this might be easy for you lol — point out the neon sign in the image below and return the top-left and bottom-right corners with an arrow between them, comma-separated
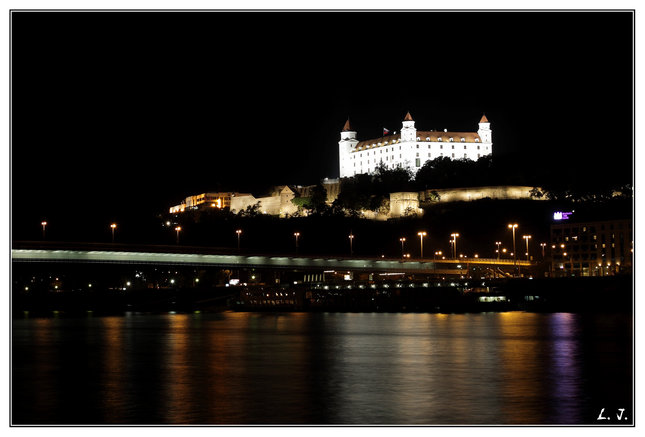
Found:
553,211 -> 573,220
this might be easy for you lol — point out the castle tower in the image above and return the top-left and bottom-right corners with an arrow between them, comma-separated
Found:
339,118 -> 359,178
400,111 -> 417,142
477,114 -> 492,144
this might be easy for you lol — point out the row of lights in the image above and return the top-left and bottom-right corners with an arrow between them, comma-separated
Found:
38,221 -> 539,260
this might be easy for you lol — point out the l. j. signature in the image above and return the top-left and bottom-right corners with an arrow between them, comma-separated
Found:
597,408 -> 628,421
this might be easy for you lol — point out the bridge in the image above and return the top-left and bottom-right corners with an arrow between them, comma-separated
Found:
12,241 -> 533,275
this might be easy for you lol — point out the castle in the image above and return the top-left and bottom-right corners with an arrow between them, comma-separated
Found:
338,112 -> 492,178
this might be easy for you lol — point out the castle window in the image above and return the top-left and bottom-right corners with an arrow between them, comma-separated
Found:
438,137 -> 442,142
415,158 -> 421,167
477,145 -> 480,150
451,153 -> 455,158
464,145 -> 467,150
428,153 -> 431,158
416,153 -> 419,157
416,137 -> 420,141
475,138 -> 479,143
451,145 -> 455,150
416,144 -> 419,149
440,145 -> 443,149
461,138 -> 465,142
426,137 -> 430,141
449,138 -> 454,142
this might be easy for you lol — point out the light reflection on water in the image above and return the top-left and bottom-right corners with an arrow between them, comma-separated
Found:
12,312 -> 632,425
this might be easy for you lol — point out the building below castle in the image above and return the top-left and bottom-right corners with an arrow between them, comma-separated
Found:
169,179 -> 341,217
338,112 -> 492,178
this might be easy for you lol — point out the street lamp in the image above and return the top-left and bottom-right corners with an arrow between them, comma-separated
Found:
507,224 -> 518,274
294,232 -> 300,254
450,233 -> 459,259
418,231 -> 427,258
236,229 -> 242,251
348,233 -> 354,256
110,223 -> 117,243
434,251 -> 442,260
523,235 -> 532,262
175,226 -> 181,244
495,241 -> 501,261
41,221 -> 47,239
540,242 -> 547,259
399,237 -> 406,258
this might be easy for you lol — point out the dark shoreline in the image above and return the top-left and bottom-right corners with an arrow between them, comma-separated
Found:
13,276 -> 632,318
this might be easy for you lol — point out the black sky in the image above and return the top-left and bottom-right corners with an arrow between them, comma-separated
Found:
11,11 -> 634,227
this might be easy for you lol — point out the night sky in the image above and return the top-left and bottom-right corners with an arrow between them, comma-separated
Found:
11,11 -> 634,233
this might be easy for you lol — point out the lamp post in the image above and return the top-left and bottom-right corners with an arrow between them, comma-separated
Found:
540,242 -> 546,259
294,232 -> 300,254
348,233 -> 354,256
417,231 -> 427,258
450,233 -> 459,259
507,224 -> 518,275
110,223 -> 117,243
523,235 -> 532,262
236,229 -> 242,251
399,237 -> 406,259
434,251 -> 442,261
495,241 -> 501,261
175,226 -> 182,244
41,221 -> 47,239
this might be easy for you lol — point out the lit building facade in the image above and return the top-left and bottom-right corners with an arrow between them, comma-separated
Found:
169,192 -> 232,213
550,218 -> 633,276
339,112 -> 492,178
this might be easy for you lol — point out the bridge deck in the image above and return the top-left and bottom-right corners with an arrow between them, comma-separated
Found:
12,242 -> 533,273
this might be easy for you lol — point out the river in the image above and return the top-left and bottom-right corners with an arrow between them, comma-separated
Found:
11,311 -> 632,425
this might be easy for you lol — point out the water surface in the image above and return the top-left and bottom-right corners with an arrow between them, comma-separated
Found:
12,312 -> 632,425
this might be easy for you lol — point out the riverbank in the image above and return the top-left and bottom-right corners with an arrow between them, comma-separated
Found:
12,275 -> 632,317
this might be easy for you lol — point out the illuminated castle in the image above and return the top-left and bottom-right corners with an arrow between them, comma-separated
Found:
338,112 -> 492,178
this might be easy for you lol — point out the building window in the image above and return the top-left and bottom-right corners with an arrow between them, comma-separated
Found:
438,137 -> 442,142
416,152 -> 419,157
464,145 -> 467,150
416,144 -> 419,149
475,139 -> 479,143
428,153 -> 431,158
426,137 -> 430,141
416,137 -> 420,141
440,145 -> 443,149
415,158 -> 421,167
451,145 -> 455,150
477,145 -> 480,150
451,153 -> 455,158
461,138 -> 465,142
449,138 -> 454,142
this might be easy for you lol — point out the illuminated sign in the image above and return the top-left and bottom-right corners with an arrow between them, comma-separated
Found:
553,211 -> 573,220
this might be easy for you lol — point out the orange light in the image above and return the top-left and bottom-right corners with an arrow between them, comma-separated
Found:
110,223 -> 117,229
